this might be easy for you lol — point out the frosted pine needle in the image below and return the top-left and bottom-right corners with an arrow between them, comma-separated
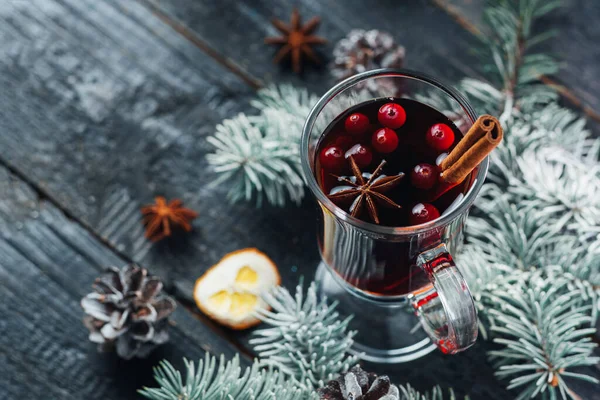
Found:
139,354 -> 317,400
251,281 -> 358,389
206,111 -> 305,207
485,271 -> 599,400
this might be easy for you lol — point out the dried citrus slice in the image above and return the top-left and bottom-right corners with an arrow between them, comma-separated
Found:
193,248 -> 280,330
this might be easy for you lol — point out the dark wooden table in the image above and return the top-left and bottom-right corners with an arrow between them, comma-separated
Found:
1,1 -> 599,399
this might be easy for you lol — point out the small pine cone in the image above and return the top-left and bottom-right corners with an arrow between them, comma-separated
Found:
318,365 -> 400,400
330,29 -> 405,95
81,264 -> 176,359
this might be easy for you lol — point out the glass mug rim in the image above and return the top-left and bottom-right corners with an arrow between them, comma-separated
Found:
301,68 -> 488,237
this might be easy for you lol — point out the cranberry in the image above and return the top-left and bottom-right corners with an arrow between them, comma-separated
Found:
320,145 -> 345,171
335,135 -> 354,151
371,127 -> 399,154
409,203 -> 441,225
378,103 -> 406,129
426,123 -> 455,151
410,163 -> 437,189
345,144 -> 372,168
345,113 -> 370,135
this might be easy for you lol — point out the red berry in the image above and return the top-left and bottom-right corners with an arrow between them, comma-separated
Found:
426,123 -> 455,151
345,113 -> 370,135
345,144 -> 372,168
410,163 -> 437,189
320,145 -> 345,171
378,103 -> 406,129
372,128 -> 399,153
409,203 -> 441,225
335,135 -> 354,151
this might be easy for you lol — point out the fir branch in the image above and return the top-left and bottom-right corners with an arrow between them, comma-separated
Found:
485,103 -> 598,189
251,84 -> 319,122
206,84 -> 370,207
457,244 -> 514,339
206,110 -> 305,207
477,0 -> 561,118
206,85 -> 316,207
467,194 -> 559,270
453,2 -> 600,390
541,240 -> 600,324
250,281 -> 359,389
139,354 -> 317,400
527,103 -> 598,163
484,270 -> 599,400
508,148 -> 600,233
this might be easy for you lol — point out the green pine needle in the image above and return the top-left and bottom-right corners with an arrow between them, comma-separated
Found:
484,270 -> 599,400
250,280 -> 359,389
138,354 -> 317,400
206,84 -> 371,207
206,109 -> 306,207
206,85 -> 318,207
436,1 -> 600,397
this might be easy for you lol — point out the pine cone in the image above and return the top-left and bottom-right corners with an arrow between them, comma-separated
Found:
318,366 -> 400,400
330,29 -> 405,95
81,264 -> 176,359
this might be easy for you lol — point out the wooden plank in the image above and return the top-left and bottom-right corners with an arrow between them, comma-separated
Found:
0,0 -> 490,303
142,0 -> 485,94
0,0 -> 319,370
434,0 -> 600,129
0,166 -> 243,399
0,0 -> 319,304
0,0 -> 598,397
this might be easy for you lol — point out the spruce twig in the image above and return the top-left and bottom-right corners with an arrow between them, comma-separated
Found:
447,0 -> 600,398
206,85 -> 317,207
139,354 -> 317,400
251,281 -> 359,389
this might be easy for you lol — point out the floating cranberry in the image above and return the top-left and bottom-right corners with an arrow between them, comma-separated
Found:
335,135 -> 354,151
409,203 -> 440,225
345,113 -> 370,135
410,163 -> 437,189
372,127 -> 399,153
378,103 -> 406,129
320,145 -> 345,171
345,144 -> 372,168
426,123 -> 455,151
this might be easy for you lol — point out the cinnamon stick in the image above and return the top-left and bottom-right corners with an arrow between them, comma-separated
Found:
440,115 -> 503,184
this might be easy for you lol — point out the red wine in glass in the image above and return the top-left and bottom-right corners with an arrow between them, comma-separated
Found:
314,98 -> 473,296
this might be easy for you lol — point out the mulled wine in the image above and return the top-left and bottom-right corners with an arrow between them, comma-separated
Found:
315,98 -> 473,296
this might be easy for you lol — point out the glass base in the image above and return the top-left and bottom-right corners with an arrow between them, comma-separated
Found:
315,262 -> 436,364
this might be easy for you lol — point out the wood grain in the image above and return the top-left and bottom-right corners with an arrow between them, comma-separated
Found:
0,0 -> 319,312
142,0 -> 485,94
435,0 -> 600,130
0,0 -> 599,397
0,0 -> 318,373
0,165 -> 244,399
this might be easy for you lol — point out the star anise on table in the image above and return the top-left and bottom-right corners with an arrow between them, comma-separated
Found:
141,197 -> 198,242
328,158 -> 404,224
264,8 -> 327,73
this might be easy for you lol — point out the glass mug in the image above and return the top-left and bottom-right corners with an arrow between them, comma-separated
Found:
301,69 -> 487,363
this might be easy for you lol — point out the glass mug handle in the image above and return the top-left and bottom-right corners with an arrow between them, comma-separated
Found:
411,243 -> 478,354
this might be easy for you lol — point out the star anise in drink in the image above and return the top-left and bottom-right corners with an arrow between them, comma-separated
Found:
327,158 -> 404,224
